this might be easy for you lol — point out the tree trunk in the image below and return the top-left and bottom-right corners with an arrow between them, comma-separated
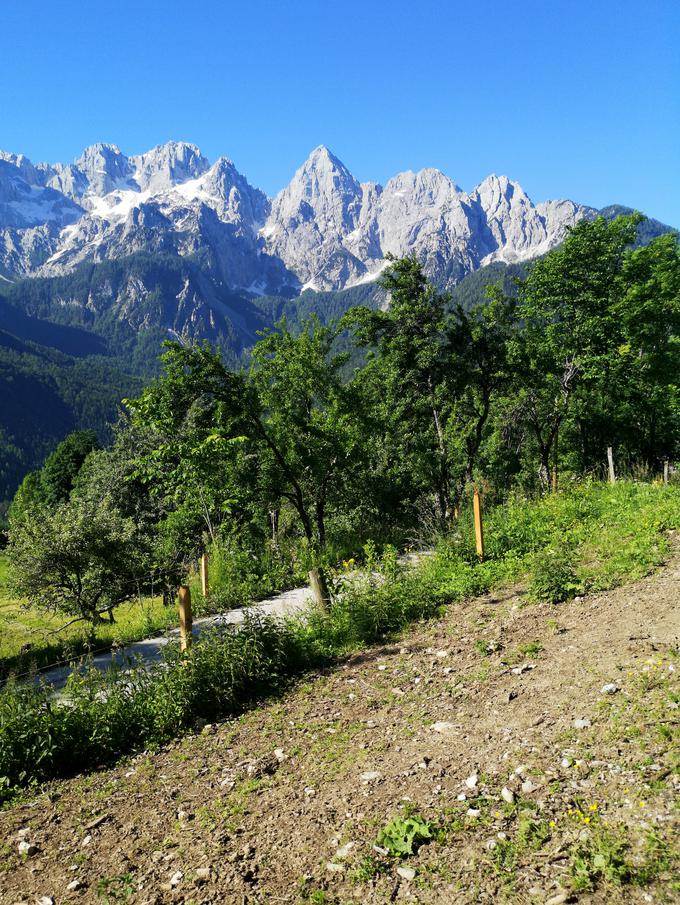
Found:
269,508 -> 279,550
538,446 -> 550,489
315,501 -> 326,551
308,567 -> 331,609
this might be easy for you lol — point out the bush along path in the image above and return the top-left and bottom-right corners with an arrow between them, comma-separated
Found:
23,584 -> 318,693
1,528 -> 679,904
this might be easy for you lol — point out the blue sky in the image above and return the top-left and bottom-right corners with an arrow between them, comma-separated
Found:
2,0 -> 679,224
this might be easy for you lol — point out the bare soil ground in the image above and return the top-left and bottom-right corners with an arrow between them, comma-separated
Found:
2,547 -> 679,905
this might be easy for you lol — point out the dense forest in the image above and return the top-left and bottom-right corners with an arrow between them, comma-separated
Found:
5,213 -> 680,620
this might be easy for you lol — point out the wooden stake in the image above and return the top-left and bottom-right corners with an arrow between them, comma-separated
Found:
178,585 -> 192,652
473,487 -> 484,561
607,446 -> 616,484
200,553 -> 209,598
551,465 -> 558,494
663,459 -> 669,485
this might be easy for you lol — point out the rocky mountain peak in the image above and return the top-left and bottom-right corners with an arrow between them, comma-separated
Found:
74,143 -> 134,196
130,141 -> 210,193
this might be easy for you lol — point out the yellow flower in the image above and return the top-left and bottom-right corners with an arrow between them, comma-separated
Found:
549,820 -> 556,828
589,803 -> 598,811
583,816 -> 591,824
639,801 -> 646,808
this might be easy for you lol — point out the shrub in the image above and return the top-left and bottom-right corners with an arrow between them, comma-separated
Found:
528,547 -> 580,603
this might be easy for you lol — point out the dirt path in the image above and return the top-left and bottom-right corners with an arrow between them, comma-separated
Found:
2,551 -> 679,905
34,554 -> 429,691
35,586 -> 315,691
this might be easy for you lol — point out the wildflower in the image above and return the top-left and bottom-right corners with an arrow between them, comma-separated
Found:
589,803 -> 598,811
583,816 -> 591,824
549,820 -> 556,828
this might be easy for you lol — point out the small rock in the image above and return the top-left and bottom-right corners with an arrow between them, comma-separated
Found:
335,841 -> 355,859
81,835 -> 92,847
396,866 -> 416,881
194,867 -> 211,884
456,793 -> 467,801
18,841 -> 38,856
601,683 -> 619,695
273,748 -> 285,761
573,718 -> 591,729
360,771 -> 381,783
304,787 -> 316,797
521,780 -> 535,794
37,898 -> 54,905
435,650 -> 448,659
431,721 -> 456,734
485,839 -> 497,851
16,828 -> 31,840
169,871 -> 183,887
464,773 -> 478,789
467,808 -> 480,817
545,893 -> 568,905
66,880 -> 82,891
326,862 -> 345,873
501,787 -> 515,804
377,664 -> 387,671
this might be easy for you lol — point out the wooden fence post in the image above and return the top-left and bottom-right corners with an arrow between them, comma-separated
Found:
473,487 -> 484,562
200,553 -> 209,598
551,465 -> 558,494
607,447 -> 616,484
179,585 -> 193,652
663,459 -> 669,485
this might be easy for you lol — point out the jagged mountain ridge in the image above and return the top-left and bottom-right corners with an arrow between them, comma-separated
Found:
0,141 -> 597,291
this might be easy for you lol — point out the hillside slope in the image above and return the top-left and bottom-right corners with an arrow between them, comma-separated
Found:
2,544 -> 678,904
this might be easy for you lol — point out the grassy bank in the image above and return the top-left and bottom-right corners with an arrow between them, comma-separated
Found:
1,480 -> 678,802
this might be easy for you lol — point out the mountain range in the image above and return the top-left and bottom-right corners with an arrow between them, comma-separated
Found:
1,140 -> 603,293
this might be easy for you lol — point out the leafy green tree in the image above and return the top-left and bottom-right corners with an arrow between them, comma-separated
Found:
509,215 -> 640,485
38,429 -> 100,507
344,255 -> 454,522
345,255 -> 514,522
610,232 -> 680,464
124,328 -> 361,606
8,496 -> 142,626
251,318 -> 361,548
445,290 -> 516,497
